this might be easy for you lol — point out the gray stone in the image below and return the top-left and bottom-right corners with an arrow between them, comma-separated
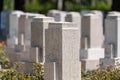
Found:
47,10 -> 60,17
9,11 -> 24,38
100,12 -> 120,68
18,13 -> 44,46
29,47 -> 39,63
105,12 -> 120,58
65,12 -> 81,51
80,10 -> 91,16
81,59 -> 99,70
81,13 -> 104,48
47,10 -> 67,22
80,13 -> 104,70
8,11 -> 24,47
44,62 -> 57,80
45,22 -> 81,80
31,17 -> 54,62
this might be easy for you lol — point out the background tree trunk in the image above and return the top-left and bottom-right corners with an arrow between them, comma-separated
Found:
111,0 -> 120,11
14,0 -> 25,11
0,0 -> 3,11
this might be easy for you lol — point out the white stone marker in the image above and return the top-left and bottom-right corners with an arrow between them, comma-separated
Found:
47,10 -> 67,22
47,10 -> 60,17
80,13 -> 104,70
18,13 -> 44,46
31,16 -> 54,62
9,11 -> 24,38
100,12 -> 120,67
65,12 -> 81,50
54,11 -> 67,22
44,22 -> 81,80
8,11 -> 24,48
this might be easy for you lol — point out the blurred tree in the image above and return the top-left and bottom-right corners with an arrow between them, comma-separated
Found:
111,0 -> 120,11
14,0 -> 25,11
3,0 -> 14,10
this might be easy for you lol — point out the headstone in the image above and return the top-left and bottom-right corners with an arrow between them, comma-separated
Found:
54,11 -> 67,22
100,12 -> 120,67
80,10 -> 91,16
91,10 -> 105,34
18,13 -> 44,47
47,10 -> 60,17
9,11 -> 24,38
80,13 -> 104,70
8,11 -> 24,48
45,22 -> 81,80
65,12 -> 81,27
47,10 -> 67,22
81,13 -> 104,48
18,15 -> 26,34
65,12 -> 81,50
31,16 -> 54,62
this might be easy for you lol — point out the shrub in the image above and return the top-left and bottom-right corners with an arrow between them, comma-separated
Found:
0,63 -> 44,80
82,66 -> 120,80
0,43 -> 9,68
25,1 -> 55,14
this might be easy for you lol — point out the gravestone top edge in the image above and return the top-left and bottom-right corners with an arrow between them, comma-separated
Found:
48,22 -> 78,30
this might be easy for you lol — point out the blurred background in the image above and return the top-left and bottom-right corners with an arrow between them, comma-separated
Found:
0,0 -> 113,14
0,0 -> 120,41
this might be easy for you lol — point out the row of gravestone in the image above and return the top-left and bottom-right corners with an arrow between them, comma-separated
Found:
1,10 -> 120,80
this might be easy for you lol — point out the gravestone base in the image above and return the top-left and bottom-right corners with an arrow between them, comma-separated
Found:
80,48 -> 105,59
81,59 -> 100,70
29,47 -> 39,63
100,58 -> 120,69
15,45 -> 26,52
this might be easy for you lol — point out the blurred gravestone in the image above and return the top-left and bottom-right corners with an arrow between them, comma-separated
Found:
1,11 -> 11,37
100,12 -> 120,68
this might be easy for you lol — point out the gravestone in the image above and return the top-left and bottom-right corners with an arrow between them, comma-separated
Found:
47,10 -> 60,17
65,12 -> 81,50
80,10 -> 91,16
80,13 -> 104,70
65,12 -> 81,27
9,11 -> 24,38
21,13 -> 44,46
47,10 -> 67,22
100,12 -> 120,67
31,16 -> 54,62
18,13 -> 45,34
44,22 -> 81,80
8,11 -> 24,48
54,11 -> 67,22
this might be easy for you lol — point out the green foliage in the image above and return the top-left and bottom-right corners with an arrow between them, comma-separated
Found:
25,1 -> 55,14
3,0 -> 14,10
67,0 -> 112,11
0,44 -> 9,68
0,63 -> 44,80
89,1 -> 112,11
82,66 -> 120,80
